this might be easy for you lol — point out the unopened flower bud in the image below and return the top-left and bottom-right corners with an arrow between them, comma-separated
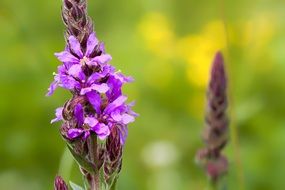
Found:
104,127 -> 123,183
196,51 -> 229,183
54,176 -> 68,190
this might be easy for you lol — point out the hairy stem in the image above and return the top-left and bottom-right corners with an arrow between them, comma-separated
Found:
206,181 -> 218,190
110,178 -> 118,190
90,174 -> 100,190
87,134 -> 100,190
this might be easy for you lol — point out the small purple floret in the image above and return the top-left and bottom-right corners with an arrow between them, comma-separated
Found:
51,107 -> 63,123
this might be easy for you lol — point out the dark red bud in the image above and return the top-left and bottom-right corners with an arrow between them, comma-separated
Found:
64,0 -> 73,9
54,176 -> 68,190
206,155 -> 228,182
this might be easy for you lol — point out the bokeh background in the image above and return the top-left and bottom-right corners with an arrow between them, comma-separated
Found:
1,0 -> 285,189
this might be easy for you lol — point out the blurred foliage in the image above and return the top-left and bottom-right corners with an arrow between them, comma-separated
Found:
1,0 -> 285,189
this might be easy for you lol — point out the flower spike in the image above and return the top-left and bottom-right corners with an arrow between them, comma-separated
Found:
48,1 -> 137,189
196,52 -> 229,183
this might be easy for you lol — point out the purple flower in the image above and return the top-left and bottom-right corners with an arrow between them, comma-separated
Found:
64,94 -> 136,144
51,107 -> 63,123
66,103 -> 110,140
46,32 -> 112,96
85,117 -> 110,140
49,1 -> 137,188
88,94 -> 136,144
55,33 -> 111,67
48,32 -> 137,144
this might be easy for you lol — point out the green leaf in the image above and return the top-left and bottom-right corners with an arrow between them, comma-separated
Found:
69,181 -> 84,190
58,147 -> 74,180
67,144 -> 95,173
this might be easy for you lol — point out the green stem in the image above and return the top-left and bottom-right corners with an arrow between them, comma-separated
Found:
208,180 -> 219,190
87,134 -> 100,190
110,179 -> 118,190
91,174 -> 100,190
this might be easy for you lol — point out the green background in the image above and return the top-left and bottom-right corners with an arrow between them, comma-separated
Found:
1,0 -> 285,189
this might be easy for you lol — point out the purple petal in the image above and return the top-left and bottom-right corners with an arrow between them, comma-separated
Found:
91,123 -> 110,140
99,42 -> 106,53
87,65 -> 115,84
106,75 -> 123,101
85,32 -> 99,56
104,95 -> 127,114
115,73 -> 134,83
67,128 -> 84,139
63,62 -> 75,70
91,83 -> 109,93
57,65 -> 67,74
84,117 -> 98,127
51,107 -> 63,123
59,75 -> 81,90
68,36 -> 83,57
83,131 -> 90,139
110,111 -> 135,125
102,64 -> 115,73
55,51 -> 79,63
126,102 -> 139,117
80,83 -> 109,95
89,54 -> 112,65
128,101 -> 136,107
87,73 -> 103,84
86,59 -> 98,67
46,81 -> 58,96
122,114 -> 135,124
118,125 -> 128,145
129,110 -> 139,117
86,92 -> 101,114
68,64 -> 86,81
80,88 -> 93,95
111,110 -> 122,122
74,104 -> 84,126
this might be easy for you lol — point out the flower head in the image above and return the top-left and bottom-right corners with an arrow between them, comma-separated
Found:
47,33 -> 112,96
48,32 -> 137,144
196,51 -> 229,183
48,1 -> 137,188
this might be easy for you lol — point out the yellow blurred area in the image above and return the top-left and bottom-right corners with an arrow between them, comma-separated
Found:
230,13 -> 276,50
138,14 -> 226,88
138,13 -> 175,89
138,12 -> 277,87
178,20 -> 227,88
230,12 -> 277,72
138,13 -> 175,59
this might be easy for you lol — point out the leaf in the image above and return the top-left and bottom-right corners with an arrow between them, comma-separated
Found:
67,144 -> 95,173
70,181 -> 84,190
58,147 -> 74,180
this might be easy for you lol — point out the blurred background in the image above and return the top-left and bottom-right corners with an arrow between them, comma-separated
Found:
1,0 -> 285,189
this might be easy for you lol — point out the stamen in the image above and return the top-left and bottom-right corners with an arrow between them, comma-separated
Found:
80,56 -> 89,65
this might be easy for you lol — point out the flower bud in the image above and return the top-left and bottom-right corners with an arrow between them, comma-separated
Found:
104,127 -> 123,183
54,176 -> 68,190
196,51 -> 229,183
